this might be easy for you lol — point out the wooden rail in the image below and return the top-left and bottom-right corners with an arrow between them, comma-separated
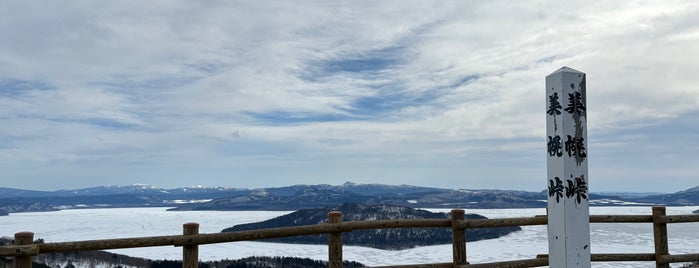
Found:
1,206 -> 698,268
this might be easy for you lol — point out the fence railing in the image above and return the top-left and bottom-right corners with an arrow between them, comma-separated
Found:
1,206 -> 698,268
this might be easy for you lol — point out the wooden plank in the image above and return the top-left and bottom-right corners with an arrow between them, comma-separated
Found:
591,253 -> 656,262
589,215 -> 652,223
462,217 -> 547,228
27,220 -> 449,254
460,257 -> 548,267
657,253 -> 699,263
539,253 -> 656,262
661,214 -> 699,223
0,245 -> 38,257
342,219 -> 451,230
367,263 -> 452,268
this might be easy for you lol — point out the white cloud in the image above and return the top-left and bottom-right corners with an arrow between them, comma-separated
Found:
1,1 -> 698,191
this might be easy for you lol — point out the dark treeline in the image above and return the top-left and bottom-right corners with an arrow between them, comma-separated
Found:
1,237 -> 364,268
223,202 -> 521,250
156,257 -> 364,268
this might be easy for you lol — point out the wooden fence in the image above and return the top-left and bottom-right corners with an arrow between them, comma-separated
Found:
1,206 -> 698,268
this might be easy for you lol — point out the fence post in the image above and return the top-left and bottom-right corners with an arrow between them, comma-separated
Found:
13,232 -> 33,268
652,207 -> 669,268
328,211 -> 343,268
182,222 -> 199,268
451,209 -> 467,266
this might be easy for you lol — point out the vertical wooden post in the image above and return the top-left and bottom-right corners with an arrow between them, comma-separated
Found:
328,211 -> 343,268
182,222 -> 199,268
13,232 -> 33,268
546,67 -> 591,268
652,206 -> 669,268
451,209 -> 467,266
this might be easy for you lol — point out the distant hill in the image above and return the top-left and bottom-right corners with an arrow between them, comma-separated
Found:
2,182 -> 697,213
222,202 -> 521,250
262,182 -> 446,196
171,184 -> 639,211
170,183 -> 552,211
635,186 -> 699,206
0,185 -> 249,199
0,185 -> 249,213
0,201 -> 57,214
0,188 -> 54,198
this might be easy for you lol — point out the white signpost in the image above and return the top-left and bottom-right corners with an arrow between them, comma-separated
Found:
546,67 -> 591,267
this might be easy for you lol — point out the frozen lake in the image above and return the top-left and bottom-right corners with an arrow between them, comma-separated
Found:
2,206 -> 698,267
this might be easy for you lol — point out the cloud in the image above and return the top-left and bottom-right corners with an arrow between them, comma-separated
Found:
1,1 -> 698,191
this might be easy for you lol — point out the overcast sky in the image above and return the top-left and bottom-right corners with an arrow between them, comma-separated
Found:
1,1 -> 698,192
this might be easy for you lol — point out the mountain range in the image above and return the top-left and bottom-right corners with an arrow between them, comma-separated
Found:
1,182 -> 698,214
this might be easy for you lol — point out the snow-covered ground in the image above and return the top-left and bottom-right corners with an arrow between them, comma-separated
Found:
2,206 -> 698,267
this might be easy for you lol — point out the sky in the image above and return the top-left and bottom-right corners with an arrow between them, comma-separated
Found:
1,1 -> 698,193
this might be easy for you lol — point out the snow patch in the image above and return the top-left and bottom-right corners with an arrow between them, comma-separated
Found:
163,199 -> 213,204
590,199 -> 655,206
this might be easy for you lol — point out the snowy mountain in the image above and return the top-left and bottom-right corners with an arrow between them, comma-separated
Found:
635,186 -> 699,206
0,184 -> 246,197
0,185 -> 249,213
2,182 -> 697,214
171,184 -> 641,211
